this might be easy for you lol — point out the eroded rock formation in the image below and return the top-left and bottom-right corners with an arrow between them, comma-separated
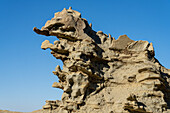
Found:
33,7 -> 170,113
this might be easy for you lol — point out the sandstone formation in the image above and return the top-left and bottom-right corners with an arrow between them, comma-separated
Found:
33,7 -> 170,113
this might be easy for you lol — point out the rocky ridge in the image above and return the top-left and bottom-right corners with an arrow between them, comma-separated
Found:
32,7 -> 170,113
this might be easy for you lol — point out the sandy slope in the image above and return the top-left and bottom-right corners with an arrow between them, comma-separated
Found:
0,110 -> 42,113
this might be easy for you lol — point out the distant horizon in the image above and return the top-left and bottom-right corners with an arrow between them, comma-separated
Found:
0,0 -> 170,112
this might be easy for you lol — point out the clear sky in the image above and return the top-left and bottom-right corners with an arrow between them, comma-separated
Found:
0,0 -> 170,112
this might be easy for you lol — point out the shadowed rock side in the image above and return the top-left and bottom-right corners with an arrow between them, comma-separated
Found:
33,7 -> 170,113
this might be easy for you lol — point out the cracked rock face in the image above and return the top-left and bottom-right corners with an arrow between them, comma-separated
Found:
33,7 -> 170,113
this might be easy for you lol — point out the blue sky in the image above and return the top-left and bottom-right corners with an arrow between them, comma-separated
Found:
0,0 -> 170,112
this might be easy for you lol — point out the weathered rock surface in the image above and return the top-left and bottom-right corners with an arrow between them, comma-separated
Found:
32,7 -> 170,113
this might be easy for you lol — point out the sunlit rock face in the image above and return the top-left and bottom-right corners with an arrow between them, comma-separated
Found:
34,7 -> 170,113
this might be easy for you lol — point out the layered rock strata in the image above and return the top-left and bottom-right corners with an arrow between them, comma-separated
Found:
33,7 -> 170,113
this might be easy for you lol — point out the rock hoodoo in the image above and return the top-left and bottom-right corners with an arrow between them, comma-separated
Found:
33,7 -> 170,113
